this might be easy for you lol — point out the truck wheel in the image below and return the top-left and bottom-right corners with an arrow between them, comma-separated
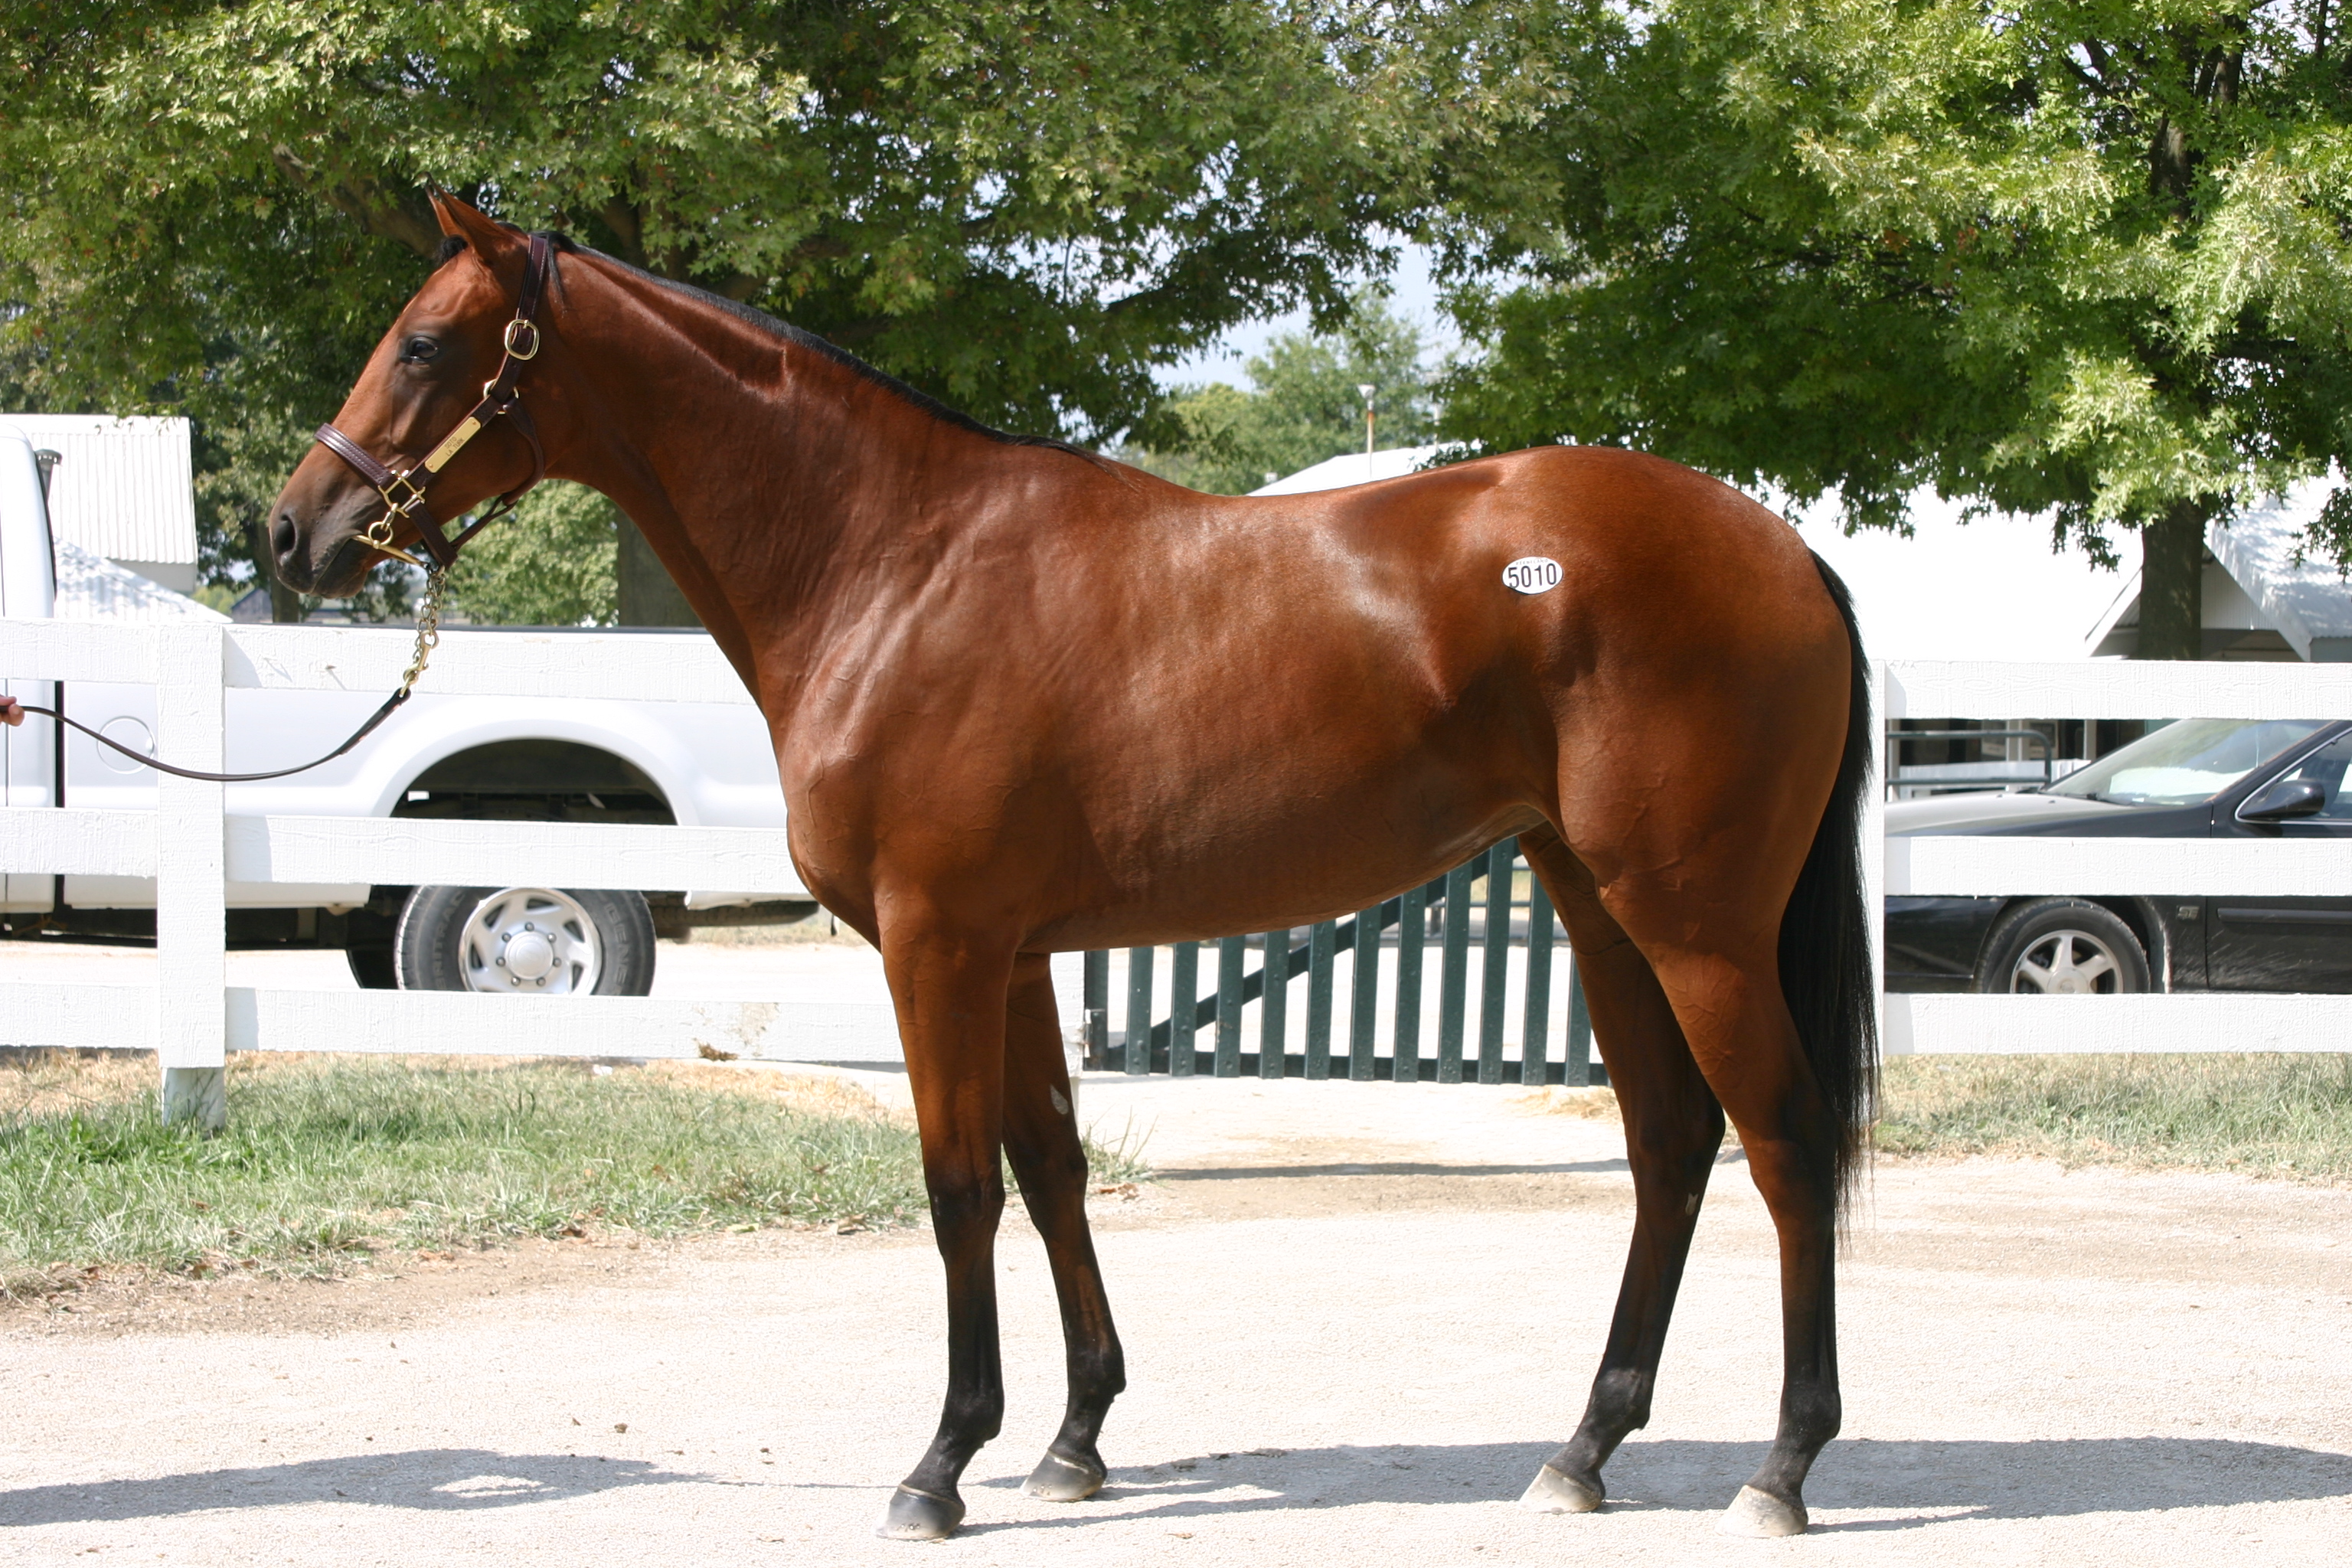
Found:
395,886 -> 658,996
1976,899 -> 2150,995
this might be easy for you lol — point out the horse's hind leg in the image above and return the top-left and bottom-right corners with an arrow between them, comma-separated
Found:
1517,828 -> 1728,1516
1589,884 -> 1846,1537
999,952 -> 1127,1501
876,929 -> 1016,1541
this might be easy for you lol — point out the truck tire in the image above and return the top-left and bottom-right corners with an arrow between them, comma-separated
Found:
1975,898 -> 2150,995
395,885 -> 658,996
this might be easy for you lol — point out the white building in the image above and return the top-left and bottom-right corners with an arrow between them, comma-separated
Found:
0,414 -> 201,595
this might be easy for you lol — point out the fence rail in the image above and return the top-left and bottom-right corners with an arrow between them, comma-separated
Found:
1877,658 -> 2352,1057
6,616 -> 2349,1119
0,617 -> 902,1124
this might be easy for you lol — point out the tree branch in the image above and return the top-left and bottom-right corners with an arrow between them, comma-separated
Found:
270,147 -> 441,257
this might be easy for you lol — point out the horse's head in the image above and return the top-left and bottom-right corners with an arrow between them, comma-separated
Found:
270,194 -> 560,596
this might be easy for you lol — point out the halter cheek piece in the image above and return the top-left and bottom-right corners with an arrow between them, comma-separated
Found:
312,231 -> 556,570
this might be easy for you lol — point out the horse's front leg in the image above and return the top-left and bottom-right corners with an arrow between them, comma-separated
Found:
1000,952 -> 1125,1501
876,926 -> 1017,1541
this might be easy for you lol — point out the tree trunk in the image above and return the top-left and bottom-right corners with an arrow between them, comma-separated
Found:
616,512 -> 701,627
2137,498 -> 2210,661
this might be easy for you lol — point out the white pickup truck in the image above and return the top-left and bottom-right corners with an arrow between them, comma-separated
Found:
1,423 -> 812,994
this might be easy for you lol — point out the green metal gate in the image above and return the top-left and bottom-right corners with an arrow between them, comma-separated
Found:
1079,836 -> 1606,1085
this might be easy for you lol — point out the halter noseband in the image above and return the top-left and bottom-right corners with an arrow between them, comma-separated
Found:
312,230 -> 555,570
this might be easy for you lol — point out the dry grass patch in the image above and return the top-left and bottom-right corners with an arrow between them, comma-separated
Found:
1517,1086 -> 1620,1120
1876,1053 -> 2352,1182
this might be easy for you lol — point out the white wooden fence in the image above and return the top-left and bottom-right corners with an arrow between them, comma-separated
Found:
1875,658 -> 2352,1056
0,616 -> 903,1124
4,618 -> 2347,1125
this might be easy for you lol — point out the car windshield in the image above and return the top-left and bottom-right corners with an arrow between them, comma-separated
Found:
2043,718 -> 2329,806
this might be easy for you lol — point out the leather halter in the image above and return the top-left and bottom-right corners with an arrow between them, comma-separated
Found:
312,230 -> 555,570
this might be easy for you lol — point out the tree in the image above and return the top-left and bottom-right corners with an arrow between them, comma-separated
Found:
1130,293 -> 1439,492
1432,0 -> 2352,659
0,1 -> 1423,619
445,482 -> 620,628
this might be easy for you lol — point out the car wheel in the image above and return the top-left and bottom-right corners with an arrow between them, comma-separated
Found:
395,885 -> 658,996
1975,899 -> 2150,995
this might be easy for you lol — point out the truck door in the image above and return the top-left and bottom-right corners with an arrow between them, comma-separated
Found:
2,432 -> 59,912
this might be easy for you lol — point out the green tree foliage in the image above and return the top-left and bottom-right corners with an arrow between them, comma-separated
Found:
1131,294 -> 1438,492
446,482 -> 620,628
1433,0 -> 2352,658
0,2 -> 1423,614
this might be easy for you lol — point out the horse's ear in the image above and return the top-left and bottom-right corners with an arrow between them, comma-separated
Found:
428,190 -> 523,268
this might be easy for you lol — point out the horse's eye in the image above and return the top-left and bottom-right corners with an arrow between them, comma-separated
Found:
401,335 -> 439,363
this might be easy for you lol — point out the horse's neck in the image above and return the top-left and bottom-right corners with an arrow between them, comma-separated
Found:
559,293 -> 1009,702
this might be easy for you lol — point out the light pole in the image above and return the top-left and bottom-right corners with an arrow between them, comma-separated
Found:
1357,383 -> 1377,474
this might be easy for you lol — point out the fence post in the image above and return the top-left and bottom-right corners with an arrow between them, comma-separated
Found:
1123,946 -> 1155,1074
1393,885 -> 1426,1083
1867,659 -> 1893,1057
1566,959 -> 1599,1086
1259,929 -> 1291,1077
1437,860 -> 1474,1083
1348,903 -> 1382,1080
155,623 -> 227,1130
1082,949 -> 1109,1070
1304,920 -> 1337,1079
1168,941 -> 1199,1076
1478,840 -> 1513,1084
1215,935 -> 1246,1077
1521,872 -> 1555,1086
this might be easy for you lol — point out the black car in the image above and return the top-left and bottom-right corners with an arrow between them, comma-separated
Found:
1886,717 -> 2352,995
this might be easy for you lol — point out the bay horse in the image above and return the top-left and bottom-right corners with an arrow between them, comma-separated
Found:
270,194 -> 1876,1541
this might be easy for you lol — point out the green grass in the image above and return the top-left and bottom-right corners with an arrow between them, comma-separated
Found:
0,1053 -> 1151,1290
1877,1053 -> 2352,1181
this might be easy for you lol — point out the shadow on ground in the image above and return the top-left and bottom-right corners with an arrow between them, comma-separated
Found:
956,1436 -> 2352,1534
1156,1160 -> 1629,1180
0,1448 -> 700,1526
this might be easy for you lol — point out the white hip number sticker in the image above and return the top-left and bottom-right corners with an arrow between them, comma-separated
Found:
1501,556 -> 1562,595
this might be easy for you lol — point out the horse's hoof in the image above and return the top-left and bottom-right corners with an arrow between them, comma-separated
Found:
1718,1484 -> 1808,1538
1023,1450 -> 1106,1502
1520,1462 -> 1604,1514
877,1485 -> 965,1540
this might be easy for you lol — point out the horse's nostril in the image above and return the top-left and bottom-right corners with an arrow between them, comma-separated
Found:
272,514 -> 297,560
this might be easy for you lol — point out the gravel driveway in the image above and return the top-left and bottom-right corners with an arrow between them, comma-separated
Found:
2,1073 -> 2347,1566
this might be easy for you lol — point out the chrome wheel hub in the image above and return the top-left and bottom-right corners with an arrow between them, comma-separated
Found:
459,887 -> 602,995
2011,930 -> 2120,995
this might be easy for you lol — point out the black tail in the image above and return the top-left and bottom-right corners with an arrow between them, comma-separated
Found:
1777,552 -> 1878,1213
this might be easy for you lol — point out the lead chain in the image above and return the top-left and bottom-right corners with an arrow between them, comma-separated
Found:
399,567 -> 449,698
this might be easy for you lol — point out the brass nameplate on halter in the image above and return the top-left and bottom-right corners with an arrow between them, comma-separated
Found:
422,416 -> 484,474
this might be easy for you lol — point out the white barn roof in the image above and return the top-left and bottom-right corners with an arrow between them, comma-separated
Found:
1788,495 -> 2129,664
51,540 -> 226,623
0,414 -> 198,567
1250,445 -> 1444,495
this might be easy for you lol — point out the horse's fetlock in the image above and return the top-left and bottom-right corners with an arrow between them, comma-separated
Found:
1780,1386 -> 1842,1450
1586,1367 -> 1651,1432
1070,1350 -> 1125,1400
